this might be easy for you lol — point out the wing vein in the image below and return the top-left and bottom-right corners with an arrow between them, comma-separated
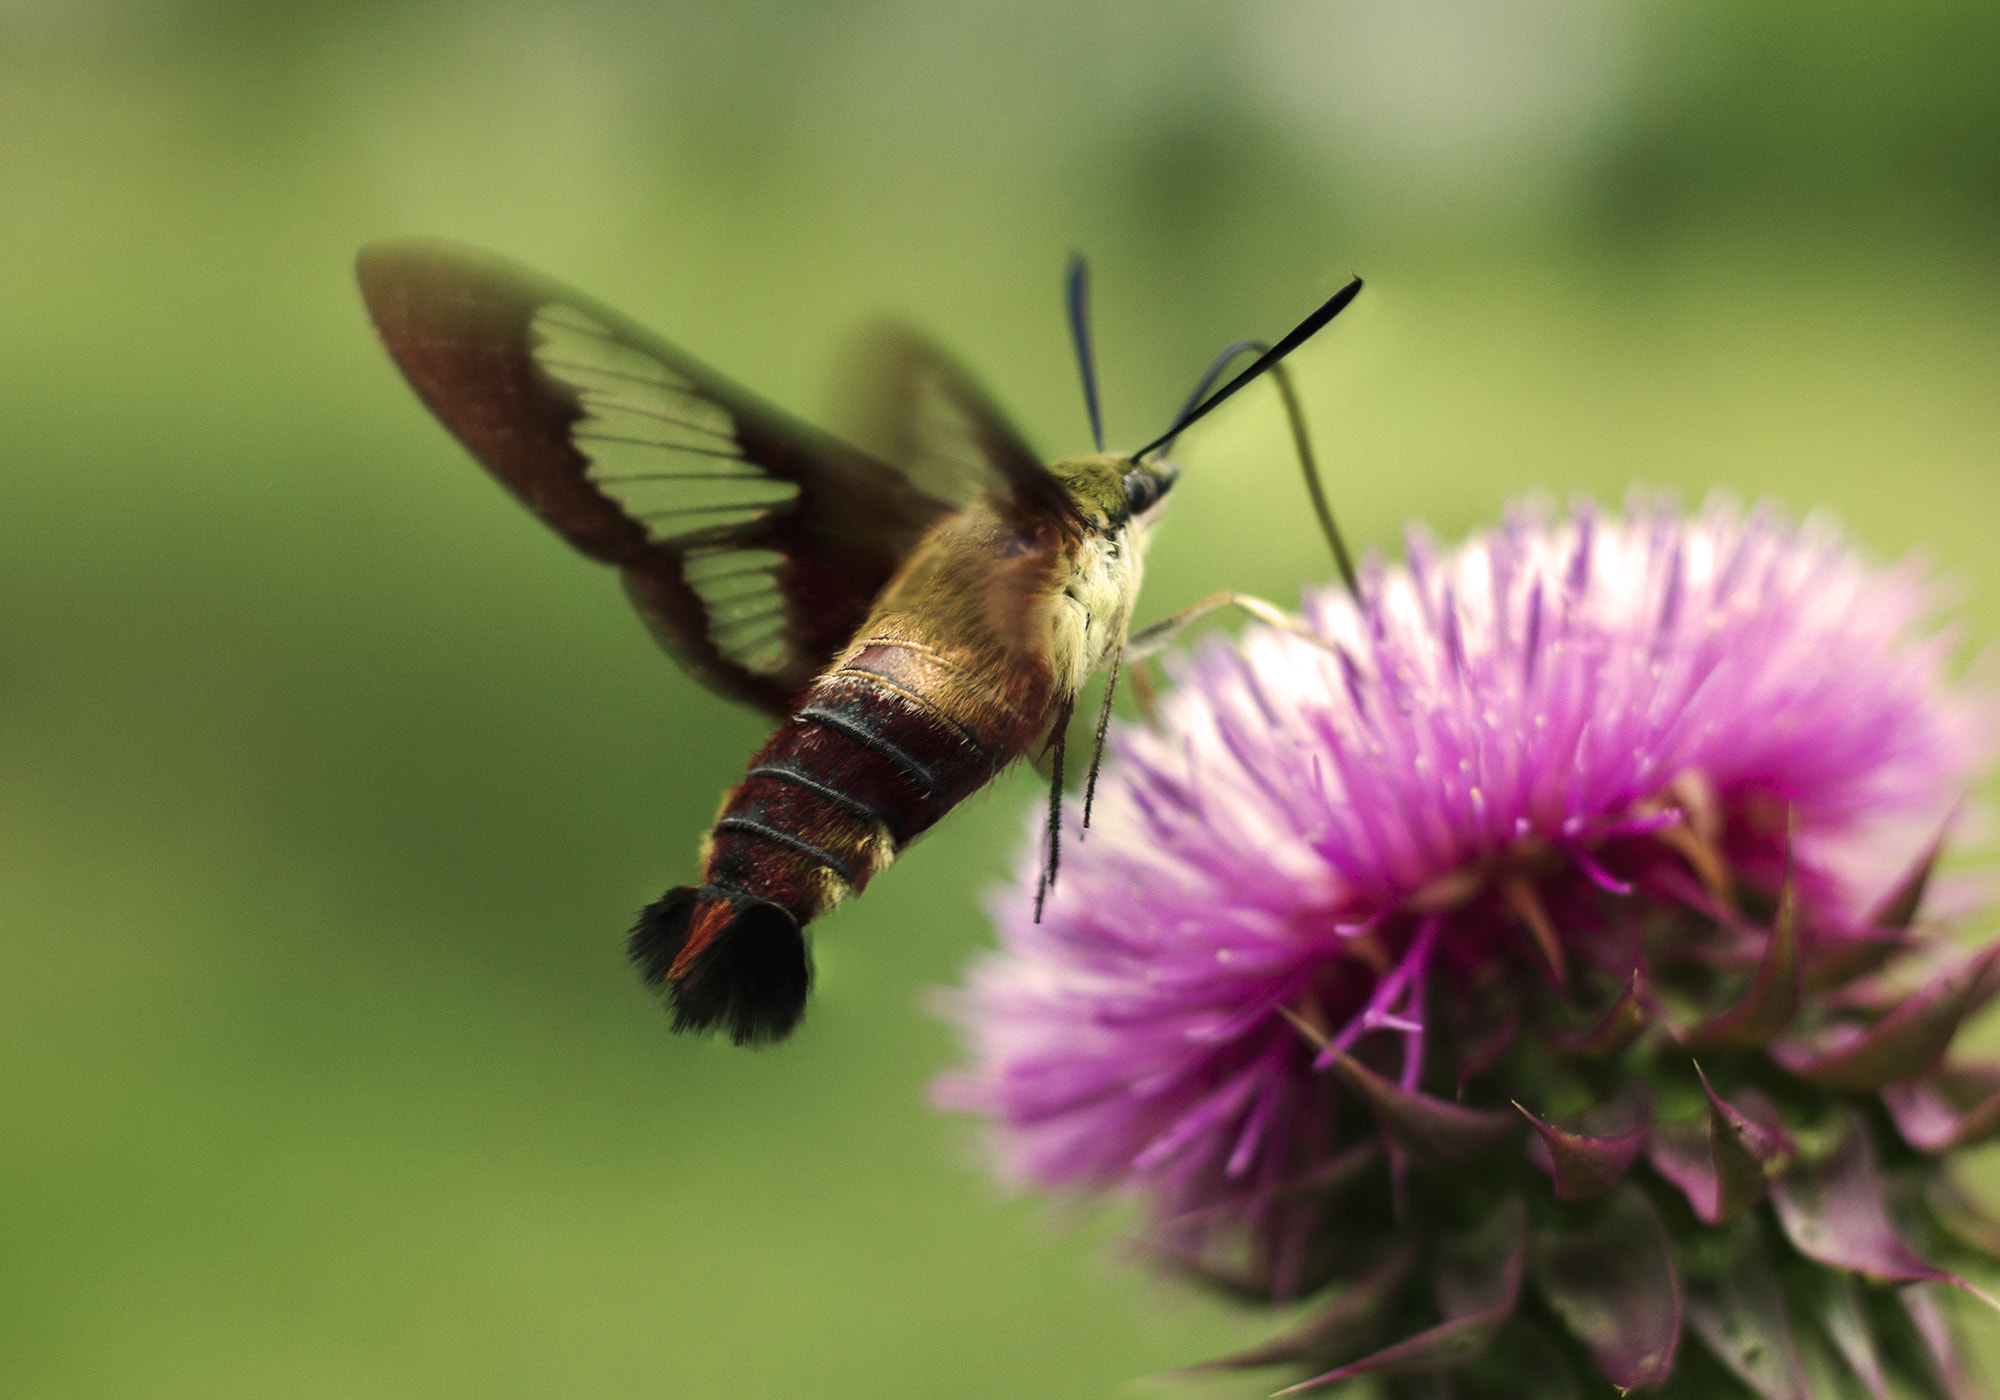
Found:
637,502 -> 787,520
587,470 -> 769,484
712,608 -> 791,634
572,433 -> 750,462
684,562 -> 779,584
536,357 -> 695,393
721,624 -> 793,654
574,395 -> 739,443
698,580 -> 781,604
532,317 -> 639,351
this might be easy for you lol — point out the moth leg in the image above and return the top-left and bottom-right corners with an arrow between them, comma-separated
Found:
1080,642 -> 1120,830
1129,656 -> 1161,728
1126,591 -> 1333,661
1034,698 -> 1073,923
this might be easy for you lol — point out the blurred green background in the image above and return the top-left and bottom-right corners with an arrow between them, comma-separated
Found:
5,1 -> 2000,1395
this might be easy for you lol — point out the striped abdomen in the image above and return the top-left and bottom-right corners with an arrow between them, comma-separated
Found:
628,635 -> 1051,1043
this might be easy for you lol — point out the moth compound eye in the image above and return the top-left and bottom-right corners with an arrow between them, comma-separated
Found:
1123,468 -> 1161,516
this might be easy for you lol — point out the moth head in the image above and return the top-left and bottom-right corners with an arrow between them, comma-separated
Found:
1046,452 -> 1179,534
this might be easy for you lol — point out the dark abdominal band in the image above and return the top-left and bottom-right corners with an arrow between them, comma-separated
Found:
701,666 -> 1008,917
631,648 -> 1031,1042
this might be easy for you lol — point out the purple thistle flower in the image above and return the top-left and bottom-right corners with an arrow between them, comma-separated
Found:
939,498 -> 2000,1398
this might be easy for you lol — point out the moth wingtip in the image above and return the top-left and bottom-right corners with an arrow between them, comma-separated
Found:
629,886 -> 811,1046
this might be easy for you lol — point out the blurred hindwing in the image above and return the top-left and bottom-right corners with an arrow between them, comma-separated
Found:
833,321 -> 1080,531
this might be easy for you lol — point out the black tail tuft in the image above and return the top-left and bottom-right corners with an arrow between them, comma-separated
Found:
628,886 -> 811,1045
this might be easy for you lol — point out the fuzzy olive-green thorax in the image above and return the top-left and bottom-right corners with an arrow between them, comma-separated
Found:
1045,452 -> 1179,531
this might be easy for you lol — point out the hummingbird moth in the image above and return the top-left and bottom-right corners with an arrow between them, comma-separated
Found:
356,239 -> 1359,1044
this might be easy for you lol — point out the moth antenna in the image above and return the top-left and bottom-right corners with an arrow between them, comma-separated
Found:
1035,701 -> 1072,923
1130,656 -> 1161,729
1081,643 -> 1121,830
1156,342 -> 1360,598
1131,275 -> 1362,461
1065,254 -> 1106,452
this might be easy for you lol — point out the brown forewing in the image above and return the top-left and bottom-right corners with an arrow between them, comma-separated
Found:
355,237 -> 969,716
